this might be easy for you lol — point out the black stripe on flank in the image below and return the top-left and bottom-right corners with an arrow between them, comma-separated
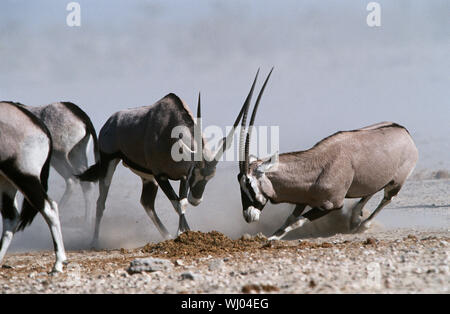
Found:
121,154 -> 154,176
0,158 -> 47,231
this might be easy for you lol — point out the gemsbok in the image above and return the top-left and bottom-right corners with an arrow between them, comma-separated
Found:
78,91 -> 250,245
0,101 -> 67,272
236,73 -> 419,240
27,102 -> 99,223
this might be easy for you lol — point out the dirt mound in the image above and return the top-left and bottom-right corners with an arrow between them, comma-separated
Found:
141,230 -> 443,260
140,230 -> 348,259
142,231 -> 268,259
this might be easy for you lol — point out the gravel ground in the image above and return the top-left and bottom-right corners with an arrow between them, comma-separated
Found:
1,178 -> 449,294
0,229 -> 448,294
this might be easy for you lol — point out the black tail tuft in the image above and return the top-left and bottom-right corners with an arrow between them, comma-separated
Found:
17,200 -> 39,231
76,161 -> 106,182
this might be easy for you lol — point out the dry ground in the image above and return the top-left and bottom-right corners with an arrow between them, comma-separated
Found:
1,229 -> 448,294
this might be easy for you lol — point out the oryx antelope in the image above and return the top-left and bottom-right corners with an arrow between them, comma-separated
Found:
0,102 -> 67,272
26,102 -> 99,223
78,92 -> 248,245
237,73 -> 418,240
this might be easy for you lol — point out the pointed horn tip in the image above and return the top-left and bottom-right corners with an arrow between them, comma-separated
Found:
197,92 -> 201,118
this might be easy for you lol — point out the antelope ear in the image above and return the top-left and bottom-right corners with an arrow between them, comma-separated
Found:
249,154 -> 258,164
257,152 -> 279,173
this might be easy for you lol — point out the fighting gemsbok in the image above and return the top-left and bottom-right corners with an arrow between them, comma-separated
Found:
236,73 -> 418,240
78,91 -> 250,245
0,102 -> 67,272
27,102 -> 99,223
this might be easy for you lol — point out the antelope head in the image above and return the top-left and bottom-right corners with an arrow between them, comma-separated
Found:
181,87 -> 253,206
236,68 -> 276,223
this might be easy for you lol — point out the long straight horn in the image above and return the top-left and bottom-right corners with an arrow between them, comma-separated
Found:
238,69 -> 260,172
197,91 -> 201,131
197,92 -> 201,119
244,67 -> 274,174
195,92 -> 202,161
211,69 -> 260,166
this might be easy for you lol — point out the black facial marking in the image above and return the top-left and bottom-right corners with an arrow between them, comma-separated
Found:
237,173 -> 264,211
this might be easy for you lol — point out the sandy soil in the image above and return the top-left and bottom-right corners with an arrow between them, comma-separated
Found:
0,229 -> 448,294
1,178 -> 449,294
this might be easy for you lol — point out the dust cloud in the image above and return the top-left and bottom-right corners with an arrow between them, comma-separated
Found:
1,1 -> 448,251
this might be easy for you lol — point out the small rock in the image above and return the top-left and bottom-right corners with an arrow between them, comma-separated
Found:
175,259 -> 184,266
180,271 -> 197,281
127,257 -> 173,274
363,238 -> 377,246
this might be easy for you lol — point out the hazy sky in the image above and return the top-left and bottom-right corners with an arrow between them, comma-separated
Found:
1,0 -> 449,169
1,0 -> 449,250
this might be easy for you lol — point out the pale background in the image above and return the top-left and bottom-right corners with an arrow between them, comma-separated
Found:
1,0 -> 448,250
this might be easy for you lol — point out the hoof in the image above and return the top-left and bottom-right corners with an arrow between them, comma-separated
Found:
354,221 -> 371,234
50,263 -> 64,274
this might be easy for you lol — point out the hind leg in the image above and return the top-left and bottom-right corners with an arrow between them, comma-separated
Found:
0,178 -> 19,264
40,199 -> 67,272
349,195 -> 374,231
356,184 -> 402,233
69,136 -> 95,224
51,151 -> 77,209
140,177 -> 171,240
91,158 -> 119,247
10,173 -> 67,272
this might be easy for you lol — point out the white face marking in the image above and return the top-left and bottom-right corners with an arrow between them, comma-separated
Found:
243,206 -> 261,223
240,175 -> 254,201
240,174 -> 267,205
248,175 -> 266,204
188,192 -> 203,206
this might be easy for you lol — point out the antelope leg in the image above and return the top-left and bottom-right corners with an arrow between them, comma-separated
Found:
156,176 -> 191,236
268,204 -> 307,241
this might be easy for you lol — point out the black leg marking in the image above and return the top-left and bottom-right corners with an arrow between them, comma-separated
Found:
155,175 -> 191,235
179,177 -> 188,200
302,207 -> 335,222
1,193 -> 18,221
155,176 -> 179,201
